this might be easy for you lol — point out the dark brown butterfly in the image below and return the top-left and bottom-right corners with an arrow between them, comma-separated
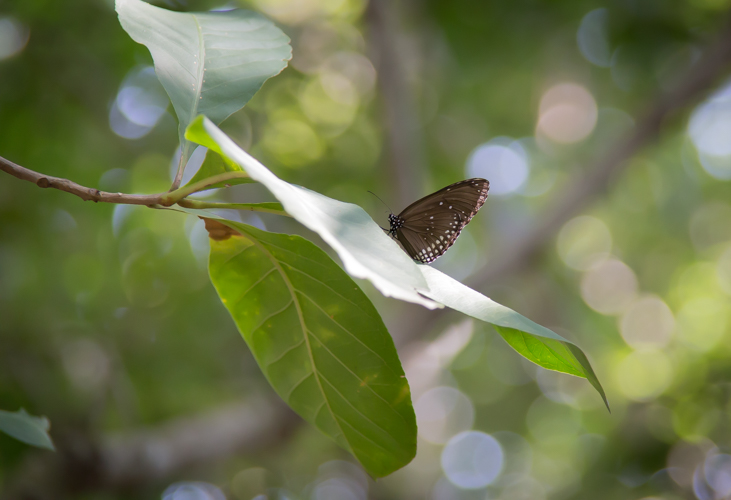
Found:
386,178 -> 489,263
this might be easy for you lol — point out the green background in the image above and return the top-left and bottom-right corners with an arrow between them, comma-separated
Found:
2,0 -> 731,499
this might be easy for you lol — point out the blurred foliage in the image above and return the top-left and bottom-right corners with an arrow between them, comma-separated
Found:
3,0 -> 731,499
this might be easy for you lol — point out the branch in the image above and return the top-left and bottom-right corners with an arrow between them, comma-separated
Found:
0,155 -> 164,205
0,157 -> 269,215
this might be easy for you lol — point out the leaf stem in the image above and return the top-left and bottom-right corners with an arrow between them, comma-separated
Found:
177,199 -> 291,216
161,171 -> 251,206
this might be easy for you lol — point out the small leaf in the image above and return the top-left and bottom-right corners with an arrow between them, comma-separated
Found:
0,408 -> 55,450
185,148 -> 255,190
208,220 -> 417,476
186,115 -> 439,309
116,0 -> 291,149
419,266 -> 609,410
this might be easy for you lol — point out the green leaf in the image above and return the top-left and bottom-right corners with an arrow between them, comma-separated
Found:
116,0 -> 291,151
186,115 -> 439,309
185,148 -> 255,190
418,266 -> 609,410
208,220 -> 417,477
0,408 -> 55,450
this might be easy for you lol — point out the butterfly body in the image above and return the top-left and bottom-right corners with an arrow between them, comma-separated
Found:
387,178 -> 489,264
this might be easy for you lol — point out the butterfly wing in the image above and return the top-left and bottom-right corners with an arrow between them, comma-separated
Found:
395,178 -> 489,263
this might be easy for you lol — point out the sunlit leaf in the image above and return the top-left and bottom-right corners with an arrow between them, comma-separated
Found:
186,115 -> 439,309
207,220 -> 417,477
116,0 -> 291,153
0,408 -> 54,450
419,266 -> 609,410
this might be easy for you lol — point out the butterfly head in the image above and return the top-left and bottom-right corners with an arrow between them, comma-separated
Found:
387,213 -> 403,236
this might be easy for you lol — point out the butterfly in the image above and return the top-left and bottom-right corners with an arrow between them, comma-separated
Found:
385,178 -> 489,264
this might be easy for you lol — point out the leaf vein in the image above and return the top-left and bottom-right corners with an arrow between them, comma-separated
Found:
264,338 -> 306,370
284,371 -> 315,401
287,267 -> 367,314
317,371 -> 399,449
243,234 -> 354,456
248,298 -> 294,335
297,293 -> 390,368
304,326 -> 406,425
234,267 -> 276,306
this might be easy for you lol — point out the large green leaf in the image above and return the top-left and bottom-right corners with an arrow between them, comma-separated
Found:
207,220 -> 417,477
116,0 -> 291,158
0,408 -> 54,450
186,116 -> 438,309
419,266 -> 609,410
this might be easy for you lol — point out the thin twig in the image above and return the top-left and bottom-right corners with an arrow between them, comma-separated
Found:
0,156 -> 261,212
0,155 -> 164,205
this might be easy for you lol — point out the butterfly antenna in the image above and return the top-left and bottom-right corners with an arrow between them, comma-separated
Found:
367,190 -> 394,214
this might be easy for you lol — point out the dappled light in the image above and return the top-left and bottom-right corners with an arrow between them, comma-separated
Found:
262,118 -> 323,167
676,296 -> 728,352
415,386 -> 474,445
619,295 -> 675,349
465,138 -> 529,196
300,71 -> 360,128
109,66 -> 169,140
689,202 -> 731,251
441,431 -> 504,489
577,9 -> 611,68
689,82 -> 731,179
0,16 -> 29,61
249,0 -> 364,25
580,258 -> 639,315
162,482 -> 225,500
614,349 -> 673,401
536,83 -> 598,144
557,215 -> 613,271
